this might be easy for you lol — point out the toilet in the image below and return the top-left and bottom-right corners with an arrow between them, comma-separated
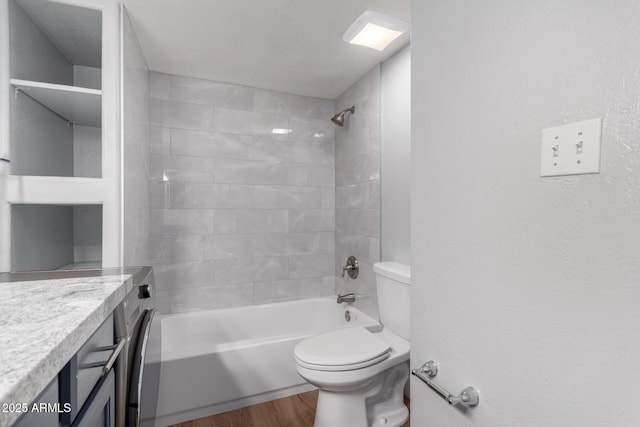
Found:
294,262 -> 411,427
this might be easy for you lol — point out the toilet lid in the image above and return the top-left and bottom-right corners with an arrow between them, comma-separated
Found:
295,327 -> 391,370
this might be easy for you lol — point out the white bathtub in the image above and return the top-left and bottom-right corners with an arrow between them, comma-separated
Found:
144,297 -> 381,427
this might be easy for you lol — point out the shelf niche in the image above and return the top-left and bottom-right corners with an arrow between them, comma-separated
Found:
9,0 -> 102,178
11,204 -> 103,272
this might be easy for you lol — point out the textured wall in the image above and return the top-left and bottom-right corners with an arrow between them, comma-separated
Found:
411,1 -> 640,426
381,46 -> 411,264
149,72 -> 335,313
122,8 -> 150,267
335,66 -> 381,319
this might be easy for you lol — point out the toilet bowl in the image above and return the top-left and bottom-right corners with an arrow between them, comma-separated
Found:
294,262 -> 411,427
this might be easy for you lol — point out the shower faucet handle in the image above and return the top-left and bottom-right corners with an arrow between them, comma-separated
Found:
341,256 -> 359,279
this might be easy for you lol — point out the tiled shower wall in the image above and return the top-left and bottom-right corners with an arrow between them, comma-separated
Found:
149,72 -> 336,313
335,65 -> 382,319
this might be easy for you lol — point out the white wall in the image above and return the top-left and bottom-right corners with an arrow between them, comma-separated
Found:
122,7 -> 150,267
381,46 -> 410,264
411,1 -> 640,426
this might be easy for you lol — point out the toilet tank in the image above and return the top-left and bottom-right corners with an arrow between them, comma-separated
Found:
373,262 -> 410,340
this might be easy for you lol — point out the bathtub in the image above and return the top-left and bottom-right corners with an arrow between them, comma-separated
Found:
143,296 -> 381,427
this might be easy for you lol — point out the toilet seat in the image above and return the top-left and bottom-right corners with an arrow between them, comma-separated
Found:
294,327 -> 391,371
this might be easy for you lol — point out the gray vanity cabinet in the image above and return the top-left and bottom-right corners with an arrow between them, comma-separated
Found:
71,371 -> 115,427
60,314 -> 116,427
12,377 -> 59,427
12,313 -> 117,427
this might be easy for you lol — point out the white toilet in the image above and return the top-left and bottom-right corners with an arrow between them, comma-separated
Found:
294,262 -> 411,427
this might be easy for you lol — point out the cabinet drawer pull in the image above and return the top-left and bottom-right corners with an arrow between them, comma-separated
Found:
79,338 -> 125,375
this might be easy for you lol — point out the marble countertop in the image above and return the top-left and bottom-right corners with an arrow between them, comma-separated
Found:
0,273 -> 134,427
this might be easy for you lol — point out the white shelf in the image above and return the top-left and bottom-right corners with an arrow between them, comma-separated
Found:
11,79 -> 101,127
4,175 -> 106,205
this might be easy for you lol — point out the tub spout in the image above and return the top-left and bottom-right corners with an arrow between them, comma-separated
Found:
337,293 -> 356,304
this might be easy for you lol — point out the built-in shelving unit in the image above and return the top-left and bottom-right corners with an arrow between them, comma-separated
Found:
10,79 -> 102,126
1,0 -> 126,273
4,0 -> 107,272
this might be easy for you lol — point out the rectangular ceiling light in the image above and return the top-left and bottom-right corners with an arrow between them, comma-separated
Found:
343,11 -> 408,51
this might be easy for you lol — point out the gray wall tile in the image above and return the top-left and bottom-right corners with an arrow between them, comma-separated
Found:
150,99 -> 215,131
148,73 -> 336,313
214,257 -> 289,285
202,234 -> 254,260
289,117 -> 335,142
289,210 -> 335,232
150,234 -> 203,263
214,108 -> 288,135
254,89 -> 334,119
171,129 -> 252,159
150,72 -> 171,100
169,75 -> 254,110
253,232 -> 333,257
335,65 -> 382,320
150,126 -> 170,155
336,209 -> 380,238
172,284 -> 254,313
321,276 -> 336,296
150,209 -> 214,235
152,261 -> 215,291
214,210 -> 288,234
336,150 -> 380,186
149,182 -> 170,209
150,154 -> 214,183
170,183 -> 253,209
252,137 -> 331,164
253,277 -> 324,304
289,253 -> 334,279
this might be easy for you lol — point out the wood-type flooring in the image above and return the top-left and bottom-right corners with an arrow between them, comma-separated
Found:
171,390 -> 411,427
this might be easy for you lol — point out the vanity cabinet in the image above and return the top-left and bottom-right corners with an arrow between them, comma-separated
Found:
12,378 -> 59,427
71,371 -> 115,427
60,314 -> 115,426
12,314 -> 117,427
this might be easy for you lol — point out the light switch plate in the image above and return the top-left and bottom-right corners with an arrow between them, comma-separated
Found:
540,118 -> 602,177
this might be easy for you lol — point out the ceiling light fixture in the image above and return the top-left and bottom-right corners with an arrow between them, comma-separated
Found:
343,11 -> 408,52
271,128 -> 292,135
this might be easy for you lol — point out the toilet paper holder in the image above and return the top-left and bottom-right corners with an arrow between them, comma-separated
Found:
411,360 -> 479,407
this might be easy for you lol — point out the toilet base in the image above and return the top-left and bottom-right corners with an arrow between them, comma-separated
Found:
313,362 -> 409,427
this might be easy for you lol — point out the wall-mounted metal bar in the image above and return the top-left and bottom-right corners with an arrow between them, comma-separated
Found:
0,158 -> 10,163
411,360 -> 479,407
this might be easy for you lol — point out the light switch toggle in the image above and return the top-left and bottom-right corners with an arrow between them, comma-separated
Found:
540,118 -> 602,177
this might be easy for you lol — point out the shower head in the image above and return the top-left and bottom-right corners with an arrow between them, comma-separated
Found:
331,106 -> 355,127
